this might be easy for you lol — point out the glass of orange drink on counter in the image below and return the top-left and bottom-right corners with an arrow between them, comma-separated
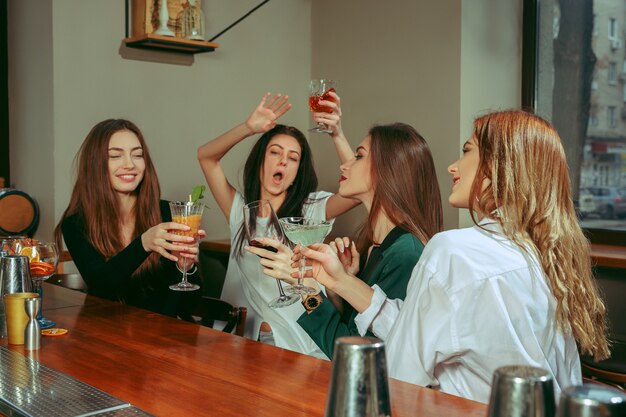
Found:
168,200 -> 204,291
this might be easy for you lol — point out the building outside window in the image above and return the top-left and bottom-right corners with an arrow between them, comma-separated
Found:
529,0 -> 626,235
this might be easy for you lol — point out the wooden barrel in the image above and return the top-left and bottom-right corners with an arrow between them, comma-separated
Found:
0,188 -> 39,236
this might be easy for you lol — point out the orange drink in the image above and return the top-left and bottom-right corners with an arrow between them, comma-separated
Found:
172,214 -> 202,238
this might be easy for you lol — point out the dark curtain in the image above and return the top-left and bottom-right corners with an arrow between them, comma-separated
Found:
0,0 -> 8,188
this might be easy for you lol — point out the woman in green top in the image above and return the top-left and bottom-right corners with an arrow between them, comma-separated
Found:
252,122 -> 443,358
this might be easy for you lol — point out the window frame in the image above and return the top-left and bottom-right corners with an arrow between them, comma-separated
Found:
522,0 -> 626,246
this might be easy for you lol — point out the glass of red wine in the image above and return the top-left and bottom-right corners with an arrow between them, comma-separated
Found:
308,79 -> 337,133
243,200 -> 299,309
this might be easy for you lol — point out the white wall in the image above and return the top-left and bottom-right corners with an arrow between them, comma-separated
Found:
459,0 -> 522,227
8,0 -> 522,243
312,0 -> 522,234
9,0 -> 312,242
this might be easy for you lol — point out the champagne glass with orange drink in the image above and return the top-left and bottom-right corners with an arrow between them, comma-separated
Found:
308,79 -> 337,133
169,199 -> 204,291
27,242 -> 59,329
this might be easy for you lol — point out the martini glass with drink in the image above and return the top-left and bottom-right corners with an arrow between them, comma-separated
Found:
308,79 -> 337,133
244,200 -> 299,309
169,199 -> 204,291
278,217 -> 332,295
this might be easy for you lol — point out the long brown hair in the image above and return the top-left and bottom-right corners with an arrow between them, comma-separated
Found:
54,119 -> 162,277
361,123 -> 443,246
469,110 -> 609,361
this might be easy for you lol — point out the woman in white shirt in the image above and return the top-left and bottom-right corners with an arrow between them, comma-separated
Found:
299,110 -> 610,401
197,92 -> 358,358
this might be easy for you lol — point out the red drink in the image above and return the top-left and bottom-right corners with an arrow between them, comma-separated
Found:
308,87 -> 336,113
249,239 -> 278,253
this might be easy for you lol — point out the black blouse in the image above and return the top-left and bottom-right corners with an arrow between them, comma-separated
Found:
61,200 -> 200,316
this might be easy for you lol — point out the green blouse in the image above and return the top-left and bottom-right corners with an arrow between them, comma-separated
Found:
297,228 -> 424,358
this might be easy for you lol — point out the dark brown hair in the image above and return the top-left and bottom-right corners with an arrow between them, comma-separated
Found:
54,119 -> 162,277
362,123 -> 443,245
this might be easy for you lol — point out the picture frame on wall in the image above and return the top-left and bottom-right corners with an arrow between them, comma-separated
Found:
131,0 -> 200,37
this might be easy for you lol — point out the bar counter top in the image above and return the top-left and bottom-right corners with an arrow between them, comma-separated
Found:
1,284 -> 486,416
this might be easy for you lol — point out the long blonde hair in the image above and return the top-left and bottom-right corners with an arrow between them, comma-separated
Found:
469,110 -> 609,361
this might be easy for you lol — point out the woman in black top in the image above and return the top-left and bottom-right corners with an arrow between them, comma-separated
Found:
54,119 -> 202,316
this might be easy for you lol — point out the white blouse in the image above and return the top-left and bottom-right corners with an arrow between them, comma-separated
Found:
220,191 -> 332,359
355,219 -> 582,403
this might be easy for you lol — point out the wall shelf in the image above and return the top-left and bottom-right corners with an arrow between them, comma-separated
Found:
123,34 -> 219,55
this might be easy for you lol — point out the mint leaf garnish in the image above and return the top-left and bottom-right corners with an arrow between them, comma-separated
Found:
191,185 -> 206,203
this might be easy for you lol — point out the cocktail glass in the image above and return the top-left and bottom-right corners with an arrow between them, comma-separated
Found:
278,217 -> 332,295
308,79 -> 337,133
169,201 -> 204,291
28,242 -> 59,329
244,200 -> 299,309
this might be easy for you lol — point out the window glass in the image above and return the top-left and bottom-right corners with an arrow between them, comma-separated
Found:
534,0 -> 626,233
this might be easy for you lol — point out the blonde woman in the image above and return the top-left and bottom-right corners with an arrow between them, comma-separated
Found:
301,110 -> 609,403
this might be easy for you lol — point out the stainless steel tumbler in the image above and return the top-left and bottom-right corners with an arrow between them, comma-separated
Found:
1,255 -> 33,294
1,255 -> 33,338
556,384 -> 626,417
487,365 -> 556,417
324,336 -> 391,417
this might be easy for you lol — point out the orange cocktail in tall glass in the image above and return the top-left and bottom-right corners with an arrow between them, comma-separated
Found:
169,201 -> 204,291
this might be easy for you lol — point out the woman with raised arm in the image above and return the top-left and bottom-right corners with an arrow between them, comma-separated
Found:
301,110 -> 609,402
54,119 -> 203,316
197,92 -> 358,358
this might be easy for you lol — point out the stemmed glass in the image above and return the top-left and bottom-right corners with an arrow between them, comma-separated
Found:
308,79 -> 337,133
28,242 -> 59,329
244,200 -> 299,309
278,217 -> 332,295
169,201 -> 204,291
1,236 -> 31,255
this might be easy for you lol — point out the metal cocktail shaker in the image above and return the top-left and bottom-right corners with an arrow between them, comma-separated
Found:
324,336 -> 391,417
556,384 -> 626,417
1,255 -> 33,337
487,365 -> 556,417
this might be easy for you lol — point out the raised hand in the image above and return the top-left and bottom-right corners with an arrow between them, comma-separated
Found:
329,236 -> 359,276
245,92 -> 292,134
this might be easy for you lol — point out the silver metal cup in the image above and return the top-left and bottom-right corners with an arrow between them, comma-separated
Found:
556,384 -> 626,417
324,336 -> 391,417
487,365 -> 556,417
1,255 -> 33,294
0,255 -> 33,338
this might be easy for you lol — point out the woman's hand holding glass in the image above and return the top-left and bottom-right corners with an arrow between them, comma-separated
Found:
245,92 -> 292,134
245,237 -> 297,285
141,222 -> 203,264
292,243 -> 352,292
311,91 -> 343,137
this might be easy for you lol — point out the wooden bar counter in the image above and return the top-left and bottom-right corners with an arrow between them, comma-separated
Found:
1,284 -> 486,416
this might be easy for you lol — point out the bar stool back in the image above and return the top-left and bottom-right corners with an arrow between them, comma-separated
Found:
581,339 -> 626,391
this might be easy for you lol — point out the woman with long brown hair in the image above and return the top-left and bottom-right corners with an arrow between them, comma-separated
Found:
254,123 -> 443,358
301,110 -> 609,402
54,119 -> 202,316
